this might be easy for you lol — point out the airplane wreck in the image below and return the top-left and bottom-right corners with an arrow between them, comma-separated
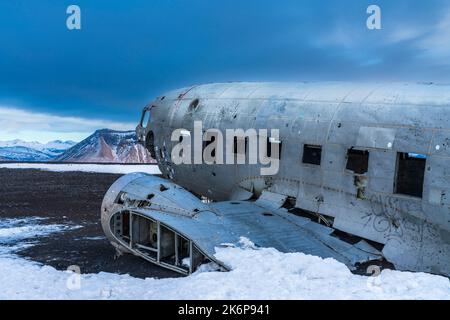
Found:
101,82 -> 450,276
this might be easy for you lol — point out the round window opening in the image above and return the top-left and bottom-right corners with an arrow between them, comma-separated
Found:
189,98 -> 200,111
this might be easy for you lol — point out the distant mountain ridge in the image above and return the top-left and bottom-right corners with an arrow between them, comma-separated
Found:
0,130 -> 155,163
0,140 -> 76,161
56,129 -> 155,163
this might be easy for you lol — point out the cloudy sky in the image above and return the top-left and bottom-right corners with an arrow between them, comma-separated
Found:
1,0 -> 450,142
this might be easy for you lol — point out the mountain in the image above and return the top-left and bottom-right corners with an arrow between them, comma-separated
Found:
56,129 -> 155,163
0,140 -> 76,162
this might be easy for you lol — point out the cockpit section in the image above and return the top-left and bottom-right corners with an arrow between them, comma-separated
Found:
136,106 -> 151,142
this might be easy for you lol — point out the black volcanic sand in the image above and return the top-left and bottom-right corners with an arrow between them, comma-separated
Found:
0,168 -> 180,279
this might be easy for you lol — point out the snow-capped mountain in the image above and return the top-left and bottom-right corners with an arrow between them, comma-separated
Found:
56,129 -> 155,163
0,140 -> 76,161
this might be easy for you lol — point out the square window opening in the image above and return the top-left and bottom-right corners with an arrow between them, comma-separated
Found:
394,152 -> 426,198
346,149 -> 369,174
302,144 -> 322,165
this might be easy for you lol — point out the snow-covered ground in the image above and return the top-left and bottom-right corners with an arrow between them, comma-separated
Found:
0,217 -> 80,255
0,217 -> 449,300
0,163 -> 160,175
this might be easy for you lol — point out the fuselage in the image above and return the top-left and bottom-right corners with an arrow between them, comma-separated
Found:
137,82 -> 450,275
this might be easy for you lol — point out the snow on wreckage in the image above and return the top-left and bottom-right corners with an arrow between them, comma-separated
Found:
101,174 -> 383,275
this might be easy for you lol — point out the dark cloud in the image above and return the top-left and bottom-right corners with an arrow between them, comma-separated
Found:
0,0 -> 449,124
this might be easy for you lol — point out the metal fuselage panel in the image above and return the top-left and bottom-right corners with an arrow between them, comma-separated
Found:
142,82 -> 450,275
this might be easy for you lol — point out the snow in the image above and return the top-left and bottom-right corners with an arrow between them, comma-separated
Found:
0,139 -> 76,152
0,217 -> 81,256
0,215 -> 449,299
0,163 -> 161,175
0,146 -> 55,161
0,140 -> 76,160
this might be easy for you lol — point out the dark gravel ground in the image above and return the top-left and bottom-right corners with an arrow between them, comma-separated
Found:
0,168 -> 180,279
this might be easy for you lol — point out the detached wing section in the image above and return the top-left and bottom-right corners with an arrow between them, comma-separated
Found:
101,173 -> 382,275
